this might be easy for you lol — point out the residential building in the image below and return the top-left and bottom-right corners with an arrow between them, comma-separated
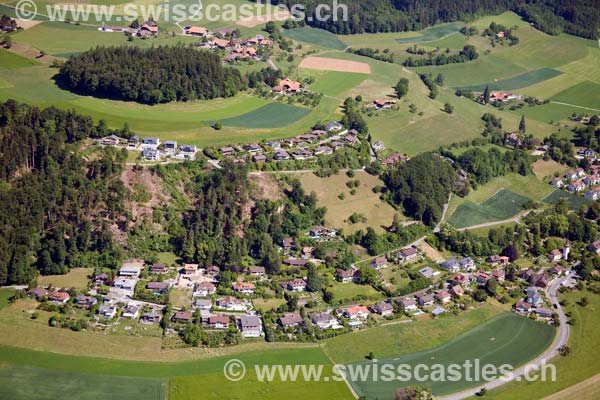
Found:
216,296 -> 247,311
279,312 -> 303,328
173,311 -> 193,323
150,263 -> 167,274
416,293 -> 434,307
397,297 -> 417,311
194,282 -> 216,297
310,313 -> 338,329
141,137 -> 160,149
141,311 -> 161,324
239,315 -> 263,337
119,263 -> 143,277
343,305 -> 370,320
280,278 -> 306,292
122,304 -> 140,319
114,278 -> 137,291
147,281 -> 170,292
419,267 -> 434,279
98,304 -> 117,319
232,281 -> 256,295
398,247 -> 418,261
142,148 -> 160,161
372,301 -> 393,316
208,315 -> 230,329
336,268 -> 359,283
450,285 -> 464,297
526,287 -> 542,305
193,299 -> 212,311
435,291 -> 451,303
370,256 -> 387,270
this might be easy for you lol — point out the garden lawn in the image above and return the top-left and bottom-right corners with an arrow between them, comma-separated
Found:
0,288 -> 15,311
322,301 -> 507,364
37,268 -> 92,290
215,103 -> 312,128
348,313 -> 555,397
282,27 -> 347,50
328,282 -> 385,303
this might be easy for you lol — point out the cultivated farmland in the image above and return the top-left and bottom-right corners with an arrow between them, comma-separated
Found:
282,27 -> 347,50
348,313 -> 555,397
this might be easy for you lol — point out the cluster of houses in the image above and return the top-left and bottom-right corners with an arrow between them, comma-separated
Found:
486,90 -> 523,104
98,135 -> 197,161
99,20 -> 159,38
197,33 -> 273,62
551,165 -> 600,200
368,98 -> 397,111
217,122 -> 359,163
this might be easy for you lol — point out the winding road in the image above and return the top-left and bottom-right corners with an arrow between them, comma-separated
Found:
438,274 -> 571,400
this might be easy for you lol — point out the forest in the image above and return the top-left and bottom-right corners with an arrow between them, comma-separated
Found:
0,100 -> 127,285
383,153 -> 456,227
273,0 -> 600,39
58,46 -> 246,104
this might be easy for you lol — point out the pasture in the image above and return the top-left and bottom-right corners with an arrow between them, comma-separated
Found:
298,171 -> 400,233
282,27 -> 347,50
0,49 -> 39,70
447,189 -> 530,229
298,56 -> 371,73
215,103 -> 312,128
322,301 -> 507,364
348,313 -> 556,397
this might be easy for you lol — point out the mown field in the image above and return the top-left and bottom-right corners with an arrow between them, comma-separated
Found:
396,22 -> 463,44
447,189 -> 530,229
37,268 -> 92,290
349,313 -> 556,397
0,288 -> 15,311
486,291 -> 600,400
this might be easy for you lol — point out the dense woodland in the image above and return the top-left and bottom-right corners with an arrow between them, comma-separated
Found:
273,0 -> 600,39
58,46 -> 245,104
383,153 -> 456,226
0,101 -> 127,285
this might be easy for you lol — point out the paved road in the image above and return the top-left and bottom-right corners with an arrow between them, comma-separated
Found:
439,274 -> 571,400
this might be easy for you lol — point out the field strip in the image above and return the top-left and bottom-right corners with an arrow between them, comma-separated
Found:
550,101 -> 600,112
455,210 -> 530,232
299,57 -> 371,74
543,373 -> 600,400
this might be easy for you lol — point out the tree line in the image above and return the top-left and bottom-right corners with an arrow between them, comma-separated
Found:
264,0 -> 599,39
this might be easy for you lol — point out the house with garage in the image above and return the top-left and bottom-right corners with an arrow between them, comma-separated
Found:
372,301 -> 394,316
208,315 -> 230,329
279,312 -> 303,328
216,296 -> 247,311
310,313 -> 339,330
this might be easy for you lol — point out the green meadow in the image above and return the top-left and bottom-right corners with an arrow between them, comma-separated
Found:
543,190 -> 592,210
396,22 -> 463,44
349,313 -> 555,397
215,103 -> 312,128
282,27 -> 347,50
456,67 -> 562,92
447,189 -> 530,228
551,81 -> 600,110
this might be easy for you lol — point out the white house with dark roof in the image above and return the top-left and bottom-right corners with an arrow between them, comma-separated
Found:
239,315 -> 263,337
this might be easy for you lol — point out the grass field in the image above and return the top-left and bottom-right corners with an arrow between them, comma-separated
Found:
298,171 -> 400,233
396,22 -> 463,44
447,189 -> 530,228
304,70 -> 367,97
349,313 -> 555,397
328,282 -> 385,303
0,49 -> 39,70
456,67 -> 562,91
445,173 -> 554,224
0,365 -> 168,400
551,81 -> 600,110
282,27 -> 347,50
542,189 -> 592,210
0,345 -> 352,400
37,268 -> 92,290
532,159 -> 569,180
322,301 -> 507,364
215,103 -> 312,128
0,289 -> 15,311
486,291 -> 600,400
